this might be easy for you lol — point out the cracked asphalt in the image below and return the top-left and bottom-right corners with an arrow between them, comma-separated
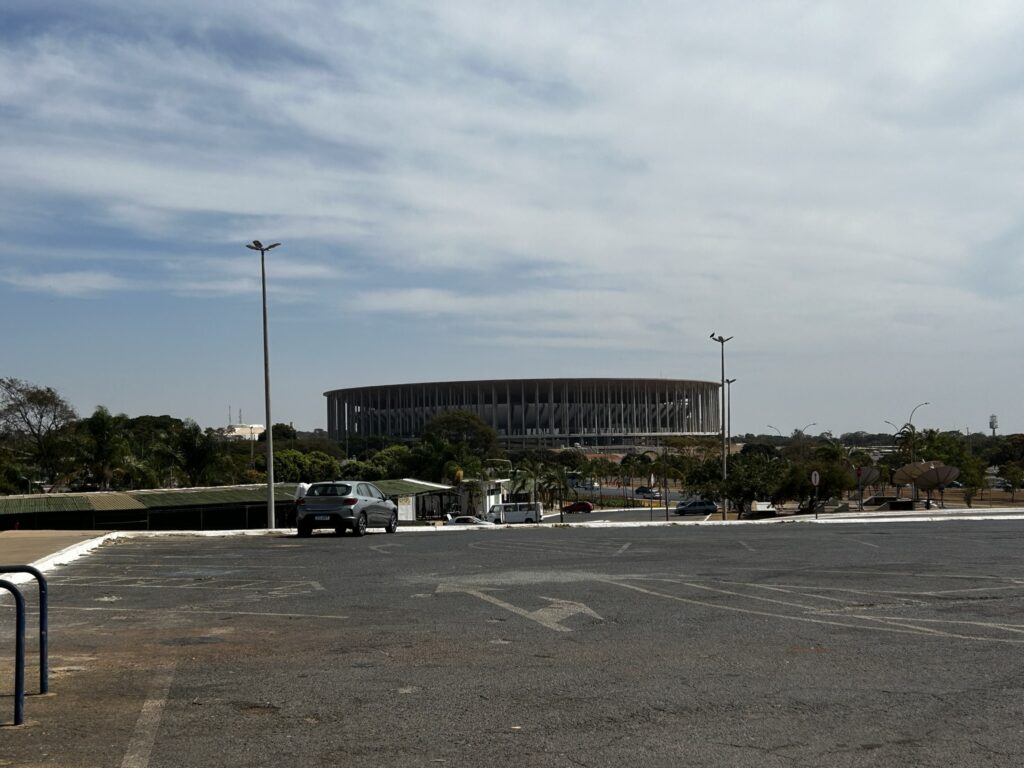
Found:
2,519 -> 1023,767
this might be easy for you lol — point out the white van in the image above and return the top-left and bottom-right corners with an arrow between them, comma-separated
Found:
486,502 -> 545,524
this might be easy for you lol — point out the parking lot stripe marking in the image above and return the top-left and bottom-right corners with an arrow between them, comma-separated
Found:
742,583 -> 868,604
55,605 -> 350,621
436,584 -> 601,632
601,579 -> 1024,644
738,540 -> 755,552
120,663 -> 176,768
846,537 -> 881,549
614,543 -> 632,556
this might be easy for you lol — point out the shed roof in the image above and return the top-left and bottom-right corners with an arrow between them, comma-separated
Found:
0,479 -> 449,517
375,478 -> 452,496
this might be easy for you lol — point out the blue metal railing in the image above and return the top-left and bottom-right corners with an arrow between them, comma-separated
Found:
0,579 -> 25,725
0,565 -> 47,694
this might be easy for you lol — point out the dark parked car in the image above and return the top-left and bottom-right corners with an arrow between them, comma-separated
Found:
675,499 -> 718,515
561,501 -> 595,513
635,486 -> 661,500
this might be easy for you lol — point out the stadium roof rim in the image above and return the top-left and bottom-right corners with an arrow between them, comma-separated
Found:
324,376 -> 719,396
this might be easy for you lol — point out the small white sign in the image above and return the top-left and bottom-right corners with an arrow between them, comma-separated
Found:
811,470 -> 820,487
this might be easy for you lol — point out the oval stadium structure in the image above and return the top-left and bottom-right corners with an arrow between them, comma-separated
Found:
325,378 -> 721,449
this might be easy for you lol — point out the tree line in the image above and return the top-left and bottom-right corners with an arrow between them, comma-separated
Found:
3,377 -> 1023,511
0,377 -> 345,493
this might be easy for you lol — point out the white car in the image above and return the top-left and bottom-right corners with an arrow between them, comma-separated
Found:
445,516 -> 496,526
635,486 -> 662,500
295,481 -> 398,537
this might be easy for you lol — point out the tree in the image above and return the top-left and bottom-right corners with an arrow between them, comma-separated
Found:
76,406 -> 130,490
0,377 -> 78,482
512,457 -> 545,504
775,460 -> 852,511
441,442 -> 484,485
552,448 -> 588,471
303,451 -> 342,482
1002,462 -> 1024,503
988,435 -> 1024,466
409,433 -> 452,483
421,411 -> 501,459
176,421 -> 224,486
272,449 -> 307,483
258,422 -> 298,442
369,444 -> 414,478
722,451 -> 787,516
589,457 -> 618,488
540,462 -> 571,511
620,453 -> 651,502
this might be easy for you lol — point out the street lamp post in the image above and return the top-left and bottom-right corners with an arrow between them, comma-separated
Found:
800,422 -> 817,436
246,240 -> 281,529
725,378 -> 736,454
908,402 -> 929,463
767,424 -> 782,438
710,333 -> 733,520
907,401 -> 929,501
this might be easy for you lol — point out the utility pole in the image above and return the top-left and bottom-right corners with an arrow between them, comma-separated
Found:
710,333 -> 733,520
246,240 -> 281,528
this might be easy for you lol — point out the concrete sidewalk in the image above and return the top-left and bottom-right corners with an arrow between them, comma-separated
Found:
0,530 -> 111,573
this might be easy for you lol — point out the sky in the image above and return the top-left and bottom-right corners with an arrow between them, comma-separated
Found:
1,1 -> 1022,437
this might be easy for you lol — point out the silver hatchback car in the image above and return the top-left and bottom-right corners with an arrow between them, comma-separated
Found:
295,481 -> 398,537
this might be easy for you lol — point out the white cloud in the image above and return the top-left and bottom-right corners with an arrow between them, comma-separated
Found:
0,270 -> 133,297
2,1 -> 1024,431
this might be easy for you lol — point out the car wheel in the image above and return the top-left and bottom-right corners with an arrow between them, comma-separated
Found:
352,513 -> 368,537
524,518 -> 533,524
385,511 -> 398,534
297,522 -> 312,538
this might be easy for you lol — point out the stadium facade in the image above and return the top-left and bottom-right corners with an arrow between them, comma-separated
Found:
324,378 -> 721,449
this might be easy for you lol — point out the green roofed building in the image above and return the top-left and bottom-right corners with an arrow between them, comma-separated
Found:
0,479 -> 453,531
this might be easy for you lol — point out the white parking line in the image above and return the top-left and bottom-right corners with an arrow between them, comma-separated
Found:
601,578 -> 1024,644
436,584 -> 602,632
846,537 -> 881,549
56,605 -> 350,621
120,663 -> 176,768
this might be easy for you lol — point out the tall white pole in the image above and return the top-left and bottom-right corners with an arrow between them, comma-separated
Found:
908,401 -> 928,502
710,333 -> 732,520
261,248 -> 275,528
248,241 -> 281,529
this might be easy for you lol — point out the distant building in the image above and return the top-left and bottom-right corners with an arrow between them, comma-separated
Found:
222,424 -> 265,441
325,377 -> 720,449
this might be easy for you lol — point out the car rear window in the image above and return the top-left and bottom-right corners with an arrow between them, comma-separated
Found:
307,483 -> 352,497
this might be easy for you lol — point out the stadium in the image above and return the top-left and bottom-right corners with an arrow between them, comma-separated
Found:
324,378 -> 721,449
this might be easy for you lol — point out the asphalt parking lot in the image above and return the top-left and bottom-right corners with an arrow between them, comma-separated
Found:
3,520 -> 1024,767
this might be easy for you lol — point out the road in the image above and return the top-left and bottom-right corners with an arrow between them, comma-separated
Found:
3,520 -> 1024,766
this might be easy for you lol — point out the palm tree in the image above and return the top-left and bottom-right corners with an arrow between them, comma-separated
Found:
590,457 -> 617,488
512,457 -> 545,504
540,463 -> 571,512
